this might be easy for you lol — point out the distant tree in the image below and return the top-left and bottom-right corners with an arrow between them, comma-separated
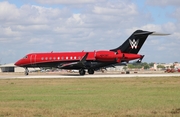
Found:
144,64 -> 150,69
157,65 -> 165,69
149,62 -> 154,67
123,66 -> 127,71
127,64 -> 134,69
127,62 -> 150,69
141,62 -> 149,69
170,65 -> 174,69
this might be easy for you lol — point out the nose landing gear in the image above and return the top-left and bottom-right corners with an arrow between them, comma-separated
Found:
24,67 -> 29,75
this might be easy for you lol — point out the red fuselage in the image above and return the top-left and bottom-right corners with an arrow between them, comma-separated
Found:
15,50 -> 142,67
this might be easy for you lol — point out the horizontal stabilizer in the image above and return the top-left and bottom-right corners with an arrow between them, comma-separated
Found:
134,31 -> 153,36
151,32 -> 170,36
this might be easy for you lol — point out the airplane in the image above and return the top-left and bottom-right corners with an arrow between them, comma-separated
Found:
14,30 -> 167,75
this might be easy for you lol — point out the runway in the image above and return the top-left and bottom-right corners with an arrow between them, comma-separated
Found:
1,73 -> 180,79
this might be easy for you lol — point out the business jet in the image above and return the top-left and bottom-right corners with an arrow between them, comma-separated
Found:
15,30 -> 168,75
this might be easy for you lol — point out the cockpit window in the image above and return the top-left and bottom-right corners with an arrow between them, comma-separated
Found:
23,56 -> 28,59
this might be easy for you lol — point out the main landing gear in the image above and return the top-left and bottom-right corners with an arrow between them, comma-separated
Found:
79,69 -> 86,75
88,69 -> 94,74
79,69 -> 94,75
24,67 -> 29,75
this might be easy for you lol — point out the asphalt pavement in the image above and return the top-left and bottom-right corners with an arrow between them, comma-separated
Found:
1,73 -> 180,79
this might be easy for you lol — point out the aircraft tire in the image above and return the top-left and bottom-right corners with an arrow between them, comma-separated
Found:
79,69 -> 86,75
88,69 -> 94,74
25,71 -> 29,75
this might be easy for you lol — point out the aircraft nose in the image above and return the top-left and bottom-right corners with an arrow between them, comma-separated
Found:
14,60 -> 21,66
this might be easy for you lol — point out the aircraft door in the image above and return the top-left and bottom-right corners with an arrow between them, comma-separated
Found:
30,54 -> 37,65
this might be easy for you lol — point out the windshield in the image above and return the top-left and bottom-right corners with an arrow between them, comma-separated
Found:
23,56 -> 28,59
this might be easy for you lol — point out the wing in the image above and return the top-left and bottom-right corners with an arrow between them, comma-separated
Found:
58,53 -> 89,69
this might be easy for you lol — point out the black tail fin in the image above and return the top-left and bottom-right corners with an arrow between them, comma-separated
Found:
110,30 -> 153,54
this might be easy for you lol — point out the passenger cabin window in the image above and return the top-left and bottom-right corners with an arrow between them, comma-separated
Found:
41,57 -> 44,60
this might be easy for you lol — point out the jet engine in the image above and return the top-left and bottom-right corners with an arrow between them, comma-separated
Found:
95,50 -> 143,63
95,50 -> 122,62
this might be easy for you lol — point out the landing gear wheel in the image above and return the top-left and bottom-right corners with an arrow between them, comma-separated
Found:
79,69 -> 86,75
88,69 -> 94,74
25,71 -> 29,75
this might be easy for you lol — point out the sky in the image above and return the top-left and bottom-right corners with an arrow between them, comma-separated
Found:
0,0 -> 180,64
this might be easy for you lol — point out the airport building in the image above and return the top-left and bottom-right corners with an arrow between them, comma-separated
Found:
0,63 -> 24,72
0,63 -> 40,73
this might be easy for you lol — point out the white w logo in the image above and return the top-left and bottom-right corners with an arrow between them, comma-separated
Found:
129,39 -> 139,49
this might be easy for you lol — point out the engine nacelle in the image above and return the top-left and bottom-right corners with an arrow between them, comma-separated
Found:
95,51 -> 122,62
95,50 -> 143,63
